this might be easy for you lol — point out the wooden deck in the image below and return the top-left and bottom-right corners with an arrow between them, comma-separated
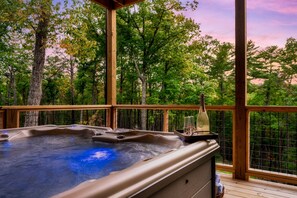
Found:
219,173 -> 297,198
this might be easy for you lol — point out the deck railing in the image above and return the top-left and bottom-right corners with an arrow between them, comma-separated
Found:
0,105 -> 296,185
246,106 -> 297,185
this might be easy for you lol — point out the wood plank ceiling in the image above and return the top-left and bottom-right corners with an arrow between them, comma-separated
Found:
93,0 -> 144,9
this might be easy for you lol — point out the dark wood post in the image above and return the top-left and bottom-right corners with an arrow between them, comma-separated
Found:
6,109 -> 20,128
0,111 -> 4,129
235,0 -> 248,180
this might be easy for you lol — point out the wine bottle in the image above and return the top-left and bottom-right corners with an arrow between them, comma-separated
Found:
197,94 -> 210,134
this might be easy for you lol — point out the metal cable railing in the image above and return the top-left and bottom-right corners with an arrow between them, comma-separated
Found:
250,111 -> 297,176
18,110 -> 107,127
117,108 -> 234,166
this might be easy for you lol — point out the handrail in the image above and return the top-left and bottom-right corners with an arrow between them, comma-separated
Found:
247,169 -> 297,185
115,104 -> 235,111
0,105 -> 235,124
247,105 -> 297,112
2,105 -> 296,112
0,105 -> 112,111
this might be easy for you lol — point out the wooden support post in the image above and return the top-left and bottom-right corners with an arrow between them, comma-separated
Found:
106,9 -> 117,129
234,0 -> 248,180
106,109 -> 110,127
5,109 -> 20,128
163,110 -> 169,132
0,111 -> 4,129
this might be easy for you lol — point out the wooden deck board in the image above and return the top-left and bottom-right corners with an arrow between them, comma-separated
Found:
219,173 -> 297,198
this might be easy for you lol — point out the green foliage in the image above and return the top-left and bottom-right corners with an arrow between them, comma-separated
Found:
117,0 -> 200,105
60,0 -> 106,104
248,38 -> 297,106
1,0 -> 295,107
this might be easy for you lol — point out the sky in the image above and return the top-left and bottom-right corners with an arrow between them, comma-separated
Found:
181,0 -> 297,48
52,0 -> 297,48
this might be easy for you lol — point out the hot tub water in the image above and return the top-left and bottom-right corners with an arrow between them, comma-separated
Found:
0,133 -> 173,198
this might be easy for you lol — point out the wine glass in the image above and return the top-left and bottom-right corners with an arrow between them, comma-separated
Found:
183,116 -> 195,136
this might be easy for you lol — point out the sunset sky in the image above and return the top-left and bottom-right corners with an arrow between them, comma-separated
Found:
55,0 -> 296,48
181,0 -> 297,48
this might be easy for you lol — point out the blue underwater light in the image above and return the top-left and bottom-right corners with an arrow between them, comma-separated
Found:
69,147 -> 118,176
0,130 -> 8,134
1,141 -> 12,153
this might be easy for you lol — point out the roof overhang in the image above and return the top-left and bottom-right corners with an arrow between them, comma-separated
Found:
92,0 -> 144,10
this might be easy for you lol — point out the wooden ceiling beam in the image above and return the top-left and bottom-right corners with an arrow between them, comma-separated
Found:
92,0 -> 113,9
114,0 -> 143,9
113,0 -> 125,6
92,0 -> 144,10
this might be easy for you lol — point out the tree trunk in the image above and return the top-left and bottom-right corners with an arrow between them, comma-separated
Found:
133,57 -> 147,130
161,62 -> 169,102
13,73 -> 17,105
91,64 -> 98,105
141,78 -> 147,130
9,67 -> 17,105
7,66 -> 17,105
265,81 -> 271,105
70,56 -> 75,124
24,7 -> 50,127
119,64 -> 124,104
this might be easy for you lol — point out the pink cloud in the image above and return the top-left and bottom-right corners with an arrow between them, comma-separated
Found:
248,0 -> 297,15
249,34 -> 285,48
181,0 -> 296,47
181,0 -> 235,43
270,19 -> 297,27
198,0 -> 233,7
247,22 -> 290,47
247,14 -> 296,47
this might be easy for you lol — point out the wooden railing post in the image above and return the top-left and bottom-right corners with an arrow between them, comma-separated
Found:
5,109 -> 20,128
0,110 -> 4,129
106,109 -> 110,127
106,107 -> 117,129
111,107 -> 117,129
163,110 -> 169,132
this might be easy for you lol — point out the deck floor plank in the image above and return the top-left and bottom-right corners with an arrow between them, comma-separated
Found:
223,179 -> 296,197
219,173 -> 297,198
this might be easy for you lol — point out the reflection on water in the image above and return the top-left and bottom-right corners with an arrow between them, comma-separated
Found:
0,134 -> 172,198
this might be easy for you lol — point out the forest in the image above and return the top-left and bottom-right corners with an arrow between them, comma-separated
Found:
0,0 -> 296,175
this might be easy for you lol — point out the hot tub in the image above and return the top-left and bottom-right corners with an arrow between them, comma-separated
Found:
0,125 -> 219,198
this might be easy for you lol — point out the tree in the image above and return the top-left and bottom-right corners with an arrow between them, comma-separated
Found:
205,40 -> 234,105
24,0 -> 54,126
252,46 -> 283,105
117,0 -> 199,129
61,0 -> 106,105
278,38 -> 297,105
